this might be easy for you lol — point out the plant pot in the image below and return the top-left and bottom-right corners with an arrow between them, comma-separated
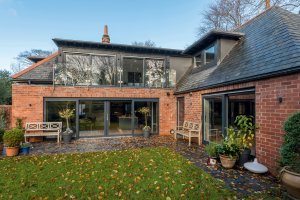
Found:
5,147 -> 19,157
20,147 -> 30,155
238,148 -> 251,166
62,134 -> 72,144
2,146 -> 6,155
207,157 -> 217,166
143,130 -> 150,138
279,167 -> 300,199
220,155 -> 237,169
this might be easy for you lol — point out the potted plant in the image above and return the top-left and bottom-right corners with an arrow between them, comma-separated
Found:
234,115 -> 256,166
205,142 -> 217,166
279,112 -> 300,199
59,108 -> 75,143
3,128 -> 24,156
20,142 -> 31,155
216,129 -> 240,169
0,128 -> 4,152
137,107 -> 151,138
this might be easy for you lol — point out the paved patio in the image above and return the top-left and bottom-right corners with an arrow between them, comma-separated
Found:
25,136 -> 281,198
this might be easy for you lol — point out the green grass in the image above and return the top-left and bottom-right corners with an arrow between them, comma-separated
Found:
0,147 -> 236,199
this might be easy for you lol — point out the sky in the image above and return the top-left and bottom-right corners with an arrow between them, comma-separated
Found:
0,0 -> 210,71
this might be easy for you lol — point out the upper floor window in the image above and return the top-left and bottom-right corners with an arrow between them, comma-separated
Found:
194,42 -> 217,68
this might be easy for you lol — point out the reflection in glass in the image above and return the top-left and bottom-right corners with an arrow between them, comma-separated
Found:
79,101 -> 105,137
205,44 -> 215,64
46,101 -> 76,133
228,93 -> 255,126
109,101 -> 133,135
145,59 -> 165,88
204,97 -> 223,143
122,58 -> 144,87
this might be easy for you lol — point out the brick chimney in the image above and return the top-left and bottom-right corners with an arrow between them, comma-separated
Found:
265,0 -> 270,10
102,25 -> 110,44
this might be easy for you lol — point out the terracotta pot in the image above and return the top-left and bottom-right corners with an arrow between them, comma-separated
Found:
220,155 -> 237,169
5,147 -> 20,157
279,167 -> 300,199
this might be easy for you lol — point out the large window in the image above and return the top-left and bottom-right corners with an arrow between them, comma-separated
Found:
145,59 -> 165,88
203,90 -> 255,144
55,54 -> 117,86
194,43 -> 217,68
122,58 -> 144,87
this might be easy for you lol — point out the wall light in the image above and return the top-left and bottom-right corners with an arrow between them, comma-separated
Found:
189,92 -> 192,97
277,96 -> 283,103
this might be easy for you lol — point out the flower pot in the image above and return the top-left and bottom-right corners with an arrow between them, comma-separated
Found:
20,147 -> 30,155
2,146 -> 6,155
279,167 -> 300,199
220,155 -> 237,169
143,130 -> 150,138
207,157 -> 217,166
238,148 -> 251,166
62,134 -> 72,144
5,147 -> 19,157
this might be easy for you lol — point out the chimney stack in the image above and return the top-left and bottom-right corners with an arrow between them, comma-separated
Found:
265,0 -> 271,10
102,25 -> 110,44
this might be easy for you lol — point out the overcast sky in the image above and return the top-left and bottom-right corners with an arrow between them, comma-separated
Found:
0,0 -> 210,71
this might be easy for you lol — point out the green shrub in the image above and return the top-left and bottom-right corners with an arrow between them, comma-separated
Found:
0,128 -> 4,143
205,143 -> 217,157
3,128 -> 24,147
280,112 -> 300,173
216,142 -> 240,158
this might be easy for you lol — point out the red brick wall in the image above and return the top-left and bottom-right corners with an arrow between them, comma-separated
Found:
176,73 -> 300,175
12,85 -> 176,135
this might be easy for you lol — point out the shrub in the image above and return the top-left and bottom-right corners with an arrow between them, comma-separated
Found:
3,128 -> 24,147
205,143 -> 217,157
216,142 -> 240,158
280,112 -> 300,173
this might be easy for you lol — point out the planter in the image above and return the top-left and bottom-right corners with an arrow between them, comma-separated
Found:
2,146 -> 6,155
62,134 -> 72,144
207,157 -> 217,166
143,130 -> 150,138
220,155 -> 237,169
279,167 -> 300,199
238,148 -> 251,166
5,147 -> 19,157
20,147 -> 30,155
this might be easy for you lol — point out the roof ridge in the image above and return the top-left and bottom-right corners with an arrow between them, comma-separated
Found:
12,52 -> 59,79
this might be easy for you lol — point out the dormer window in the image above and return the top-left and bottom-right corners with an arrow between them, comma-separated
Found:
205,44 -> 216,64
195,54 -> 202,67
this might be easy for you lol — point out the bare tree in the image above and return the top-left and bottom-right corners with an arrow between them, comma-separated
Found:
198,0 -> 300,35
10,49 -> 52,73
132,40 -> 157,47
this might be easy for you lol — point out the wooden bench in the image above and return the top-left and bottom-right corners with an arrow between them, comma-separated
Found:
174,121 -> 201,146
25,122 -> 62,143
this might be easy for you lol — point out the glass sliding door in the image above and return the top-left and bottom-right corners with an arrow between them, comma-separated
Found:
79,101 -> 105,137
45,101 -> 77,135
108,101 -> 133,135
203,96 -> 223,143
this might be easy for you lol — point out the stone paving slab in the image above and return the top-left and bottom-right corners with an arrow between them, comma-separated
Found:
5,135 -> 282,198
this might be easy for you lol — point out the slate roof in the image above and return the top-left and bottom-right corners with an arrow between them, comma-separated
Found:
176,7 -> 300,93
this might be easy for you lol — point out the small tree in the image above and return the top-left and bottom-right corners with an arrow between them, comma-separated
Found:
59,108 -> 75,133
137,107 -> 151,131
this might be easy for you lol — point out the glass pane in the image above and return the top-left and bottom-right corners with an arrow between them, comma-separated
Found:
177,97 -> 184,126
168,69 -> 176,87
46,101 -> 76,133
54,54 -> 116,86
205,45 -> 215,64
79,101 -> 105,137
145,59 -> 165,88
122,58 -> 144,87
204,97 -> 223,143
195,54 -> 202,67
109,101 -> 133,135
134,102 -> 158,134
228,93 -> 255,126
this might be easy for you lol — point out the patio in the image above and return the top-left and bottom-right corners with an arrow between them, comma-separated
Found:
27,135 -> 281,199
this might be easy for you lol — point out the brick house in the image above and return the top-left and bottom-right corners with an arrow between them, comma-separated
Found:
12,7 -> 300,175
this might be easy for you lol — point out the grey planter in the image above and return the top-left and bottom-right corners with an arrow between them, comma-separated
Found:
62,133 -> 72,143
143,130 -> 150,138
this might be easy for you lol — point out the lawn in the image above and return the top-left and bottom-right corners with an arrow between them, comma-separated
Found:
0,147 -> 236,199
